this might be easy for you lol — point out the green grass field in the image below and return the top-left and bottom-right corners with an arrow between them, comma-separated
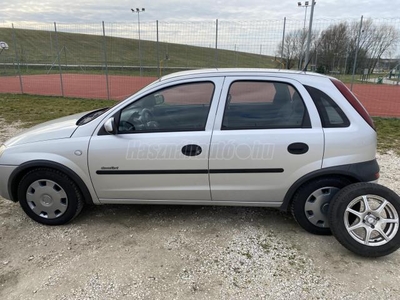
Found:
0,27 -> 279,77
0,94 -> 114,126
0,94 -> 398,155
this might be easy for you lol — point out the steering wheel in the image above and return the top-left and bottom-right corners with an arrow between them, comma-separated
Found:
119,120 -> 135,132
140,108 -> 159,129
140,108 -> 154,122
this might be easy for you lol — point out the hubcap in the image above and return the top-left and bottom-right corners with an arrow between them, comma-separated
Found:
26,180 -> 68,219
304,186 -> 340,228
345,195 -> 399,247
41,194 -> 53,206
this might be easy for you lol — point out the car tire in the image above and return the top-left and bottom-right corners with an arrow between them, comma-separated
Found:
17,168 -> 84,225
291,177 -> 352,235
329,183 -> 400,257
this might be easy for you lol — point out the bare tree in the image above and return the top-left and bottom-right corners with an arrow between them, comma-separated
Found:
345,19 -> 398,74
315,22 -> 349,73
277,19 -> 398,74
276,29 -> 307,69
365,24 -> 399,73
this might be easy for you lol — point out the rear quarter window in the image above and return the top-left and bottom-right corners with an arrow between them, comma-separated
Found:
305,85 -> 350,128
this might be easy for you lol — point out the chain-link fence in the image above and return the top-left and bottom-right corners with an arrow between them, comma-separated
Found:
0,18 -> 399,116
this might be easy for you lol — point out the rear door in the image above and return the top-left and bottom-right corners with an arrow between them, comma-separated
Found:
209,76 -> 324,204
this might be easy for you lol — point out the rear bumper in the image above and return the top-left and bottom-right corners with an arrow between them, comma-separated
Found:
346,159 -> 380,182
0,165 -> 18,201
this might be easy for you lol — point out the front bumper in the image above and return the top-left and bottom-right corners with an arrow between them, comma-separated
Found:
0,165 -> 18,201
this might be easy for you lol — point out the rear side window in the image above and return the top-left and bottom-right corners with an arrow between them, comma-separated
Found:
305,85 -> 350,128
330,78 -> 375,130
222,81 -> 311,130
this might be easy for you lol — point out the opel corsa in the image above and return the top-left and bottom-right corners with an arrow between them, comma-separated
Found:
1,69 -> 399,257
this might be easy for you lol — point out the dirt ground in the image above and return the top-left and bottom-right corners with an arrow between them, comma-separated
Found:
1,121 -> 400,300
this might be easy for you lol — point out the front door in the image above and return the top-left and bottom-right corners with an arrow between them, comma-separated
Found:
88,78 -> 224,202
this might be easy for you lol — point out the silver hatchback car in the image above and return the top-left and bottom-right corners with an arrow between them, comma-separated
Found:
2,69 -> 398,257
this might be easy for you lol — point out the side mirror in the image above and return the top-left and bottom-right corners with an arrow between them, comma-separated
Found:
104,117 -> 116,134
154,93 -> 165,105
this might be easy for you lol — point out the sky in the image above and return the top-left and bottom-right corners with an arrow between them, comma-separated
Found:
0,0 -> 398,24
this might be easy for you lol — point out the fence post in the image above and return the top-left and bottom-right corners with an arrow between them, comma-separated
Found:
281,17 -> 286,69
102,21 -> 110,100
156,20 -> 160,78
234,44 -> 238,67
11,23 -> 24,94
351,15 -> 363,91
215,19 -> 218,68
53,22 -> 64,97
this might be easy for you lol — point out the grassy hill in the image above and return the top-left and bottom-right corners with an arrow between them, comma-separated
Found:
0,27 -> 279,76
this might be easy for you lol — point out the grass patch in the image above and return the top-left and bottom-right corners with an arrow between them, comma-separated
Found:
0,94 -> 115,127
373,117 -> 400,155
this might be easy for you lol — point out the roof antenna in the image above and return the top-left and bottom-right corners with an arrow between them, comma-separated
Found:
302,56 -> 313,72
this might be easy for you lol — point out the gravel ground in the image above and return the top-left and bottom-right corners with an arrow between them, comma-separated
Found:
1,119 -> 400,300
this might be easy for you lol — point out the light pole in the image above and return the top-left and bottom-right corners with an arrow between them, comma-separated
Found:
297,1 -> 316,70
304,1 -> 316,70
297,2 -> 310,69
131,8 -> 145,76
297,1 -> 309,30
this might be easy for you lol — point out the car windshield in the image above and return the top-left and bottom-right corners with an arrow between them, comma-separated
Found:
76,107 -> 110,126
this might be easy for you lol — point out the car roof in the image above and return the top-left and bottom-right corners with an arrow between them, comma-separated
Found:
159,68 -> 330,82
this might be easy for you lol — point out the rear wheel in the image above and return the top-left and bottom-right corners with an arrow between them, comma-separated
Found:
329,183 -> 400,257
17,168 -> 84,225
291,177 -> 352,235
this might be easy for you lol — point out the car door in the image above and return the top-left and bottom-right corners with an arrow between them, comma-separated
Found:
88,78 -> 224,203
209,76 -> 324,204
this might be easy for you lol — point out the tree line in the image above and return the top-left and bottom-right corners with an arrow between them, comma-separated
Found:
277,19 -> 399,75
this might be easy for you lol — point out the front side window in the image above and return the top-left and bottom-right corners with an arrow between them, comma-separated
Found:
118,82 -> 215,133
222,81 -> 309,130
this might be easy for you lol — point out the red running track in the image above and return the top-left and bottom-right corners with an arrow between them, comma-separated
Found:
349,84 -> 400,118
0,74 -> 399,117
0,74 -> 157,101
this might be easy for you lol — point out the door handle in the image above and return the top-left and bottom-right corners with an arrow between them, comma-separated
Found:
287,142 -> 309,155
182,144 -> 202,156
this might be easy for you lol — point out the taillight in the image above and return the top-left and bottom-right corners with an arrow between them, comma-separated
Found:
330,78 -> 375,130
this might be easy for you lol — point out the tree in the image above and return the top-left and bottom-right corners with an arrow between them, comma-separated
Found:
323,19 -> 399,75
315,22 -> 349,73
276,29 -> 307,69
364,24 -> 399,73
277,19 -> 399,74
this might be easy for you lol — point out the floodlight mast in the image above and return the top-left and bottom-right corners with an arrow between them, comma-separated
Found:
304,1 -> 316,71
131,8 -> 145,76
297,1 -> 316,70
297,1 -> 309,30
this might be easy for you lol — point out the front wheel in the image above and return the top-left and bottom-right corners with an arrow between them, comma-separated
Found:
17,168 -> 84,225
329,183 -> 400,257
